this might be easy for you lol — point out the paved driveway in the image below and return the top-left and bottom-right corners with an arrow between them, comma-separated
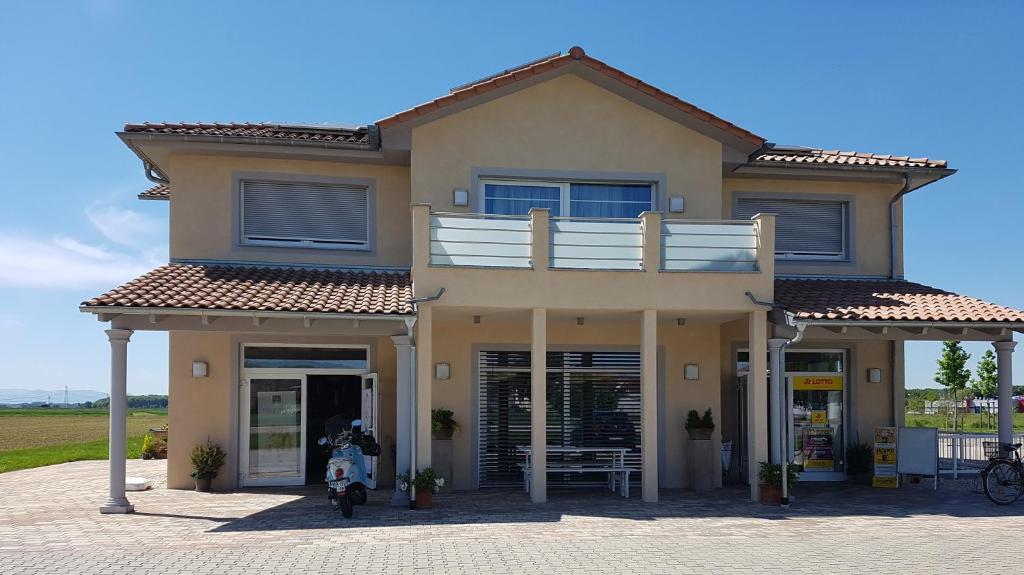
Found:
1,460 -> 1021,574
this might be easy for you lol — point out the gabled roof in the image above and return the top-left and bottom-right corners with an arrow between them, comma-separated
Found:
81,263 -> 414,315
122,122 -> 376,147
775,278 -> 1024,323
138,184 -> 169,201
376,46 -> 766,147
752,147 -> 948,169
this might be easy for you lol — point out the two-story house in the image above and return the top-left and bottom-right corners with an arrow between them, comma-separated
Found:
83,47 -> 1024,513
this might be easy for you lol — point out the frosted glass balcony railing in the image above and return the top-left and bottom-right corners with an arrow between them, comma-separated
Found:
549,218 -> 643,270
421,208 -> 765,273
660,220 -> 759,272
428,213 -> 532,268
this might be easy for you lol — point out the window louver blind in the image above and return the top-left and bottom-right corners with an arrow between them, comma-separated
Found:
477,350 -> 642,488
735,197 -> 846,259
241,180 -> 369,248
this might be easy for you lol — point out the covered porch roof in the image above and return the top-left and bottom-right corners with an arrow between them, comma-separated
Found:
773,277 -> 1024,341
80,262 -> 414,335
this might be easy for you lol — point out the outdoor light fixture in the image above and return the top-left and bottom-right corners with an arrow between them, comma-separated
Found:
684,363 -> 699,381
867,368 -> 882,383
435,362 -> 451,381
473,315 -> 481,324
677,318 -> 687,326
452,188 -> 469,207
669,195 -> 685,213
577,317 -> 585,326
192,360 -> 208,378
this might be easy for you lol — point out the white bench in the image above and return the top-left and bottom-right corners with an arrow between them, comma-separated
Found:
518,446 -> 635,498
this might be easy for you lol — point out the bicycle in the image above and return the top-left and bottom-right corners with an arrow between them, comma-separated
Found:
981,441 -> 1024,505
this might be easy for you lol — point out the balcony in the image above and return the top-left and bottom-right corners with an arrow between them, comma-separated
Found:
412,204 -> 774,312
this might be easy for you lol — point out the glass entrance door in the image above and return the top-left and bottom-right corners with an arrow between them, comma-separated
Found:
787,351 -> 846,479
243,377 -> 305,485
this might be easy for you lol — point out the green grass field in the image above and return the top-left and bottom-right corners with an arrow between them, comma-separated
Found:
904,411 -> 1024,432
0,408 -> 167,473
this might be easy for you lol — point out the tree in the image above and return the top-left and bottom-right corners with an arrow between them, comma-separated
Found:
971,349 -> 999,399
935,341 -> 971,432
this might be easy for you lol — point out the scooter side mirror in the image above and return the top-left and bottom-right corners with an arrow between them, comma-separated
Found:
352,419 -> 363,428
317,437 -> 328,446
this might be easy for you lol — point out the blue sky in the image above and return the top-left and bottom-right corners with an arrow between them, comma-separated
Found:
0,1 -> 1020,396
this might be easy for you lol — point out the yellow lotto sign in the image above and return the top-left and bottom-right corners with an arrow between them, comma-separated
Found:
792,376 -> 844,391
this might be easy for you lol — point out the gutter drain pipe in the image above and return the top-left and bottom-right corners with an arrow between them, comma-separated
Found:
889,173 -> 913,279
144,162 -> 169,185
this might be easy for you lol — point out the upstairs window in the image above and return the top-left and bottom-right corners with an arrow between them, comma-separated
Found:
482,179 -> 654,218
735,196 -> 849,261
240,180 -> 370,250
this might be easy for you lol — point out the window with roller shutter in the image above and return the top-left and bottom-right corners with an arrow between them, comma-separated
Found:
240,180 -> 371,250
734,196 -> 849,261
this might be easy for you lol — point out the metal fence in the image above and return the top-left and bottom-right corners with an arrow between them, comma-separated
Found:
937,432 -> 1024,478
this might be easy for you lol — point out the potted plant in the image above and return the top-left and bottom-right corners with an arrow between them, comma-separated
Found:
758,461 -> 799,505
432,408 -> 459,440
398,467 -> 446,509
189,439 -> 226,492
846,442 -> 873,484
685,408 -> 715,440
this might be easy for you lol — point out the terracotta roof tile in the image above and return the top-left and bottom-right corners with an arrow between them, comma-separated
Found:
376,46 -> 765,146
82,263 -> 413,315
775,278 -> 1024,323
122,122 -> 373,146
753,148 -> 948,169
138,184 -> 169,200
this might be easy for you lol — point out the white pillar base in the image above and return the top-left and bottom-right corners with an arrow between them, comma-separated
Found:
99,499 -> 134,514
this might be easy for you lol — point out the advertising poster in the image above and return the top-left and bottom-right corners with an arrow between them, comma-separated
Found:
802,428 -> 834,469
873,426 -> 898,488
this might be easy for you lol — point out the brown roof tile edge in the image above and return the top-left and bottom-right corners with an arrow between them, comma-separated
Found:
138,184 -> 170,200
376,46 -> 765,146
775,278 -> 1024,323
81,263 -> 414,316
752,149 -> 949,169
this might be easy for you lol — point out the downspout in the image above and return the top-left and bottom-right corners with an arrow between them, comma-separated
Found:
747,292 -> 806,506
144,162 -> 169,185
406,287 -> 442,506
889,173 -> 913,280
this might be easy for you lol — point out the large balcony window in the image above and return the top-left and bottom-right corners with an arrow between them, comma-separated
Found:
482,179 -> 654,218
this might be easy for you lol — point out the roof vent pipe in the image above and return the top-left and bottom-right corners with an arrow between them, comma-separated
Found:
144,161 -> 169,185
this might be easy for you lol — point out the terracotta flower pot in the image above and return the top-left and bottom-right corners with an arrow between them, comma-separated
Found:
194,478 -> 212,492
415,489 -> 433,509
759,483 -> 781,506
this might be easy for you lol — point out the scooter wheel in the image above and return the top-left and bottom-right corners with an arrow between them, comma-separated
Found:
340,494 -> 353,518
351,486 -> 367,506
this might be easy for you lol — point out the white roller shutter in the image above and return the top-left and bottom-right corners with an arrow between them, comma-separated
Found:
241,180 -> 369,248
735,197 -> 847,259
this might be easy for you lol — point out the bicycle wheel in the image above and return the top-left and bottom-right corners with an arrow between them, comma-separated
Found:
983,460 -> 1024,505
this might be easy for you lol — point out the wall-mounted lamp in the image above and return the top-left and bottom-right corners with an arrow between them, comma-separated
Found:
576,317 -> 585,326
867,368 -> 882,383
435,362 -> 451,381
684,363 -> 699,381
192,360 -> 208,378
452,188 -> 469,207
669,196 -> 686,213
677,318 -> 687,326
473,315 -> 481,324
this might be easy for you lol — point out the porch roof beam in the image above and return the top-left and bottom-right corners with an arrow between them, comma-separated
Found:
80,306 -> 411,323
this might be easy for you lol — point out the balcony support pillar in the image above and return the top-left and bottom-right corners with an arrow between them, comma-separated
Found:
529,208 -> 550,271
640,211 -> 662,272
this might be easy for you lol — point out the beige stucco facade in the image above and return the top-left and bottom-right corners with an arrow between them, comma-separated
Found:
103,65 -> 947,505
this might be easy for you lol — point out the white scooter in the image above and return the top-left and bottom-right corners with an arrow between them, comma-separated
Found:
318,416 -> 381,518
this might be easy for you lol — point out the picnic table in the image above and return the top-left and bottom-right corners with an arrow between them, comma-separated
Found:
517,446 -> 635,497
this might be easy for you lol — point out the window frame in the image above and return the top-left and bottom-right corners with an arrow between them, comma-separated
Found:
731,192 -> 854,263
234,173 -> 376,253
478,177 -> 656,219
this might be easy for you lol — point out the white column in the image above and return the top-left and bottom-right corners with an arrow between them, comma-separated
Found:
641,309 -> 658,502
530,308 -> 547,503
995,340 -> 1017,448
415,306 -> 432,472
747,311 -> 768,502
100,328 -> 134,514
390,335 -> 414,507
768,338 -> 787,465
